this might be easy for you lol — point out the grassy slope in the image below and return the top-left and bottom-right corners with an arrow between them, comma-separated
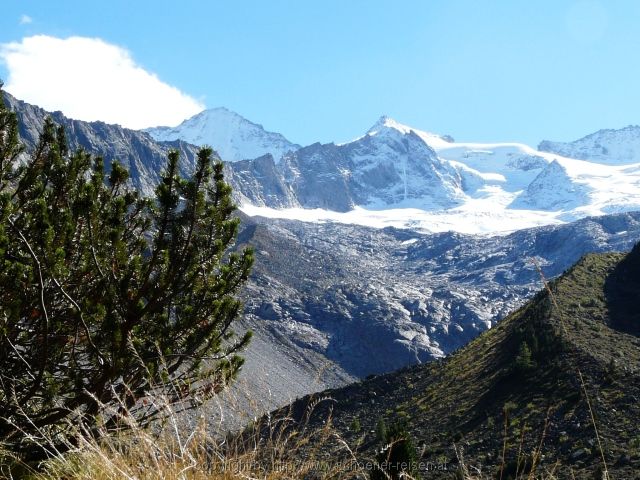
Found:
285,249 -> 640,478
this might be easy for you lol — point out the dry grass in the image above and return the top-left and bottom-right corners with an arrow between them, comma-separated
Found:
0,398 -> 571,480
1,385 -> 370,480
0,350 -> 610,479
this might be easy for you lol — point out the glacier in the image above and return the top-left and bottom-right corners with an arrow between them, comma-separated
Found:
237,116 -> 640,234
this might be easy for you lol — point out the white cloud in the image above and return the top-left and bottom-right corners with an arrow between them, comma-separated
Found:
19,15 -> 33,25
0,35 -> 204,129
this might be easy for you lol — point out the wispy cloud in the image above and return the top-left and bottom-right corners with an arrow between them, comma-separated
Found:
0,35 -> 204,129
19,15 -> 33,25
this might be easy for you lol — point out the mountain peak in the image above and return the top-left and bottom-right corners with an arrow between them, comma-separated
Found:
182,107 -> 253,127
145,108 -> 300,162
363,116 -> 454,149
366,115 -> 412,136
198,106 -> 241,118
539,124 -> 640,165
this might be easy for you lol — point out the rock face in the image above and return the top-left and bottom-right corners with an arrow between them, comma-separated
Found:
511,160 -> 589,210
278,122 -> 464,211
238,211 -> 640,380
224,154 -> 301,208
219,117 -> 466,212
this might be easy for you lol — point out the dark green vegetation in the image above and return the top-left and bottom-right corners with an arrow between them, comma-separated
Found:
280,248 -> 640,478
371,419 -> 422,479
0,87 -> 253,457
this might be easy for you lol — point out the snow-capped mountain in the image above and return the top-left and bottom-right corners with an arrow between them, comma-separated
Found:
239,118 -> 640,234
275,116 -> 466,212
139,106 -> 640,235
512,157 -> 640,217
539,125 -> 640,165
511,160 -> 588,211
145,107 -> 300,162
7,89 -> 640,236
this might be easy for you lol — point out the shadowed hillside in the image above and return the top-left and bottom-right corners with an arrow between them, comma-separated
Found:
273,247 -> 640,478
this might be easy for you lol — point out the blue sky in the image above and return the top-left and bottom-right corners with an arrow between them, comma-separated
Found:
1,0 -> 639,146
